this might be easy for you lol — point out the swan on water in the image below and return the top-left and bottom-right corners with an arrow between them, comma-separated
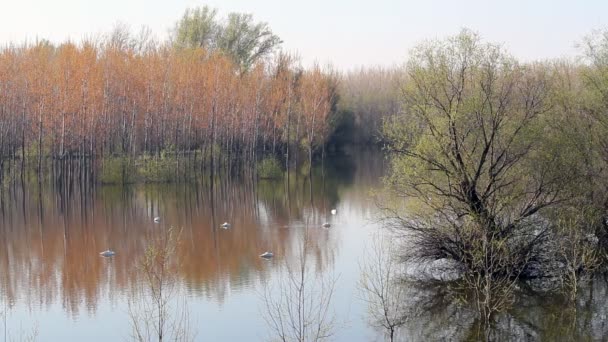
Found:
221,222 -> 231,229
322,222 -> 331,228
260,251 -> 274,258
154,217 -> 161,223
330,209 -> 337,215
100,249 -> 116,257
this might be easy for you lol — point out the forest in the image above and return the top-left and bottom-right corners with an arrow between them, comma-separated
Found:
0,7 -> 340,186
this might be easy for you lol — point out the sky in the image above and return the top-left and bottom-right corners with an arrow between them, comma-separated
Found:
0,0 -> 607,70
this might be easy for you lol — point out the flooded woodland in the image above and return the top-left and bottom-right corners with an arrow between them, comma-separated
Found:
2,4 -> 608,342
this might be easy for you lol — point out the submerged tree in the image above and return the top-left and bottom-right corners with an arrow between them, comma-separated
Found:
383,29 -> 566,318
129,228 -> 193,342
359,233 -> 407,342
261,228 -> 337,342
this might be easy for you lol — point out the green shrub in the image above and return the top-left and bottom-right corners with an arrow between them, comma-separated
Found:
99,156 -> 136,184
203,143 -> 223,160
257,157 -> 283,179
299,161 -> 311,177
137,155 -> 176,183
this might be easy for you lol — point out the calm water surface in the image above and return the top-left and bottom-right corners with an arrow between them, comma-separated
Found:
3,149 -> 608,342
0,149 -> 387,341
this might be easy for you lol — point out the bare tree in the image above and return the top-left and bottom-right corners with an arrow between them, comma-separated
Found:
129,227 -> 194,342
261,228 -> 337,342
358,233 -> 407,342
1,305 -> 39,342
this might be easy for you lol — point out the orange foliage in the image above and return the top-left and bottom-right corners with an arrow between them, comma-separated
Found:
0,38 -> 336,176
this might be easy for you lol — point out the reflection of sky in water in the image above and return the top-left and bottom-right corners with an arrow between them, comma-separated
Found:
0,148 -> 387,341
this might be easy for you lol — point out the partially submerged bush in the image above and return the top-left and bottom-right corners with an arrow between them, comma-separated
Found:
257,157 -> 282,179
99,156 -> 136,184
137,155 -> 177,183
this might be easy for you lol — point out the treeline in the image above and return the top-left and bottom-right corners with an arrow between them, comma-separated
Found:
0,12 -> 338,185
338,66 -> 402,144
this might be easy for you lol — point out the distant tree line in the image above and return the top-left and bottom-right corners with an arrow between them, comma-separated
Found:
338,66 -> 402,144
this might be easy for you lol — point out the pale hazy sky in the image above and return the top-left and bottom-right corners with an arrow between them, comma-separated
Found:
0,0 -> 606,70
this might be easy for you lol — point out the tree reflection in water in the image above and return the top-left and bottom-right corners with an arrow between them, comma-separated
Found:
4,148 -> 606,341
0,148 -> 368,338
369,276 -> 608,341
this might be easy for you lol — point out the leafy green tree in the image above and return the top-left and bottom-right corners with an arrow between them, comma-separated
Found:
217,12 -> 282,71
578,29 -> 608,247
173,7 -> 282,71
173,6 -> 219,49
383,29 -> 565,318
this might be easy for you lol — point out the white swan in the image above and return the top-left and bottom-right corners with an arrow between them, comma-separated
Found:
154,217 -> 161,223
221,222 -> 231,229
322,222 -> 331,228
330,209 -> 337,215
260,251 -> 274,258
99,249 -> 115,257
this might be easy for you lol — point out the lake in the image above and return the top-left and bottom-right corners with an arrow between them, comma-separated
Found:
0,148 -> 389,341
2,147 -> 608,342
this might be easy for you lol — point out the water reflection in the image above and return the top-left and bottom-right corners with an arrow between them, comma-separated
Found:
378,277 -> 608,341
3,149 -> 608,341
0,148 -> 385,341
